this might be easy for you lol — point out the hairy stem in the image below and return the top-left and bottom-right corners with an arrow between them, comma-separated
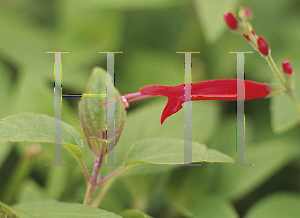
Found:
83,154 -> 104,205
91,167 -> 123,207
96,167 -> 123,186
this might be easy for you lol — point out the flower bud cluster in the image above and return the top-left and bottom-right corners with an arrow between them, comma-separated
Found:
223,7 -> 269,56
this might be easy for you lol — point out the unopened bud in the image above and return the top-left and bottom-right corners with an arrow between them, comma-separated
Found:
282,60 -> 295,90
244,7 -> 253,19
257,37 -> 269,56
238,6 -> 253,20
282,60 -> 293,75
223,12 -> 238,30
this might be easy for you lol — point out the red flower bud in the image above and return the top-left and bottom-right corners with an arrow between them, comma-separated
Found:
257,37 -> 269,56
282,60 -> 293,75
243,34 -> 250,42
244,7 -> 252,19
223,12 -> 238,30
251,30 -> 255,36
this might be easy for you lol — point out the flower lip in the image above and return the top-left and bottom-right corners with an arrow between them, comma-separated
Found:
223,12 -> 238,30
282,60 -> 293,75
257,37 -> 269,56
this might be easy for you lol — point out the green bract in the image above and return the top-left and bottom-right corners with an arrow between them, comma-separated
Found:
78,67 -> 126,157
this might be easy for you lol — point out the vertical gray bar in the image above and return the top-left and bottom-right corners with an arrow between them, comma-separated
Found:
229,52 -> 254,166
46,51 -> 71,166
106,52 -> 115,165
176,52 -> 200,165
99,51 -> 123,166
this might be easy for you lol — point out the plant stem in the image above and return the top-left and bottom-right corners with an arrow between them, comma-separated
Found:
266,55 -> 289,91
96,167 -> 123,186
83,154 -> 104,205
290,94 -> 300,117
265,55 -> 300,117
91,167 -> 123,207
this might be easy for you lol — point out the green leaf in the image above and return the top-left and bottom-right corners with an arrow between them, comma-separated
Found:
120,209 -> 153,218
171,196 -> 238,218
78,67 -> 126,156
0,112 -> 85,168
193,0 -> 240,44
270,60 -> 300,134
167,165 -> 218,202
78,0 -> 186,10
100,99 -> 220,177
45,166 -> 70,200
213,138 -> 300,200
0,142 -> 11,168
16,179 -> 46,203
270,93 -> 300,134
244,192 -> 300,218
97,138 -> 233,208
123,137 -> 234,165
115,100 -> 220,163
0,60 -> 11,117
0,199 -> 122,218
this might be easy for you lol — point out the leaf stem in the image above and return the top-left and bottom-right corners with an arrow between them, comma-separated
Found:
79,162 -> 90,184
96,167 -> 123,186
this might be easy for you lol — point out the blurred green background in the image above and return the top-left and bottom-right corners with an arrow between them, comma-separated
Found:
0,0 -> 300,217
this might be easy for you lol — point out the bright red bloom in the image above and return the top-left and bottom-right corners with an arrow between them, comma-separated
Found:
282,60 -> 293,75
257,37 -> 269,56
223,12 -> 238,30
102,79 -> 271,124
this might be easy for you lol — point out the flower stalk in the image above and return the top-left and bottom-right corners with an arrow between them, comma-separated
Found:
223,6 -> 300,119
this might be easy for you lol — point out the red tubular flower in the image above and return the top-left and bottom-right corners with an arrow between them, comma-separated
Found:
257,37 -> 269,56
223,12 -> 238,30
282,60 -> 293,75
101,79 -> 272,124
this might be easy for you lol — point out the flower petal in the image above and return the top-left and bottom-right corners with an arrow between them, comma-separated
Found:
161,97 -> 183,124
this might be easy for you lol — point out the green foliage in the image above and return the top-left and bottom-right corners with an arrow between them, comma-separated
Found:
244,192 -> 300,218
170,196 -> 238,218
124,138 -> 234,165
194,0 -> 240,44
78,67 -> 126,156
270,60 -> 300,133
0,113 -> 85,166
0,199 -> 122,218
213,137 -> 300,200
120,209 -> 153,218
0,0 -> 300,217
